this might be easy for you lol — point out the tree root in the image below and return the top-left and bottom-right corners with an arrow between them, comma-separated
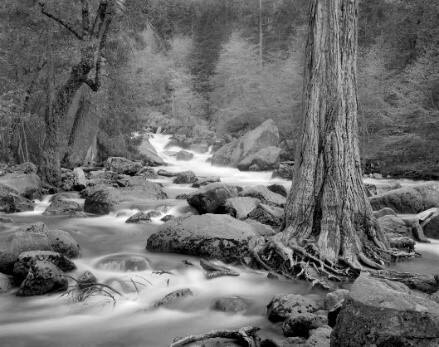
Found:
170,326 -> 260,347
249,232 -> 418,290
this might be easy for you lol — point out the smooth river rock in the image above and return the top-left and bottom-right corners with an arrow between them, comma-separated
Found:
187,183 -> 239,214
146,214 -> 259,263
331,273 -> 439,346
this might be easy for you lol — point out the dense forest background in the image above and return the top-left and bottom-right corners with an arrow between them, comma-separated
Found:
1,0 -> 438,178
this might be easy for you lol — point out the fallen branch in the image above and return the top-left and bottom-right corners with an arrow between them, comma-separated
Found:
39,1 -> 83,40
200,259 -> 239,279
170,326 -> 260,347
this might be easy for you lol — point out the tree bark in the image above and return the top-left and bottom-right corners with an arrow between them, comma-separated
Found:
282,0 -> 388,270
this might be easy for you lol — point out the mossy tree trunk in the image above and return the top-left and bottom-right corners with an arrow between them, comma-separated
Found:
39,0 -> 115,185
282,0 -> 388,270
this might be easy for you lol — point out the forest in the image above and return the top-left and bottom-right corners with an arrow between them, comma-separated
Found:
1,0 -> 439,346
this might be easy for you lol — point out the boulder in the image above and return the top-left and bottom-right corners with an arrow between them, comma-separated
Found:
173,171 -> 198,184
84,187 -> 118,215
188,183 -> 239,214
0,273 -> 11,293
176,150 -> 194,161
16,261 -> 68,296
240,185 -> 286,207
224,197 -> 260,220
244,219 -> 276,237
136,166 -> 158,179
212,296 -> 248,313
43,197 -> 84,216
324,289 -> 349,311
331,273 -> 439,346
0,171 -> 41,199
0,193 -> 34,213
13,250 -> 76,282
138,136 -> 166,166
267,294 -> 321,323
95,253 -> 150,272
126,211 -> 153,224
146,214 -> 258,263
425,215 -> 439,239
272,161 -> 295,179
212,119 -> 280,168
282,312 -> 327,338
105,157 -> 142,175
46,229 -> 80,258
377,215 -> 413,239
370,182 -> 439,213
248,203 -> 284,227
72,167 -> 87,189
267,184 -> 288,197
237,146 -> 281,171
0,223 -> 52,274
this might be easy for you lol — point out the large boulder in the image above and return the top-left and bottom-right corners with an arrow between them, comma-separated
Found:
146,214 -> 259,263
46,229 -> 80,258
331,273 -> 439,346
240,185 -> 286,207
237,146 -> 281,171
224,197 -> 260,220
0,223 -> 52,274
212,119 -> 280,169
13,250 -> 76,282
0,171 -> 41,199
105,157 -> 142,175
173,171 -> 198,184
138,136 -> 166,166
42,197 -> 84,216
377,215 -> 413,239
370,182 -> 439,213
16,261 -> 68,296
187,183 -> 239,214
0,193 -> 34,213
0,223 -> 80,274
84,187 -> 119,214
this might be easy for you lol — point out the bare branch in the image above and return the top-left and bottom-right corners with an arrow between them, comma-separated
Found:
39,2 -> 83,40
81,0 -> 90,37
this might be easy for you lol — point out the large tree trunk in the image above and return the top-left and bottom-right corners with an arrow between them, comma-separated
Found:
282,0 -> 388,270
39,0 -> 114,185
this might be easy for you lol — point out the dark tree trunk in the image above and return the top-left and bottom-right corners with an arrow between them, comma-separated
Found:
282,0 -> 388,270
39,0 -> 114,185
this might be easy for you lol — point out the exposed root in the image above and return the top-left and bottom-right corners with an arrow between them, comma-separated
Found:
170,326 -> 260,347
370,270 -> 439,294
249,230 -> 416,289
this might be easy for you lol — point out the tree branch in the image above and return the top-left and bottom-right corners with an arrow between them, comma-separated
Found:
81,0 -> 90,37
39,2 -> 83,40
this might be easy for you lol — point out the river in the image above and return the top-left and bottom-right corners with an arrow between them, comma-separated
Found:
0,134 -> 437,347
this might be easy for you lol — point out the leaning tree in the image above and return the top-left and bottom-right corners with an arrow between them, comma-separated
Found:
39,0 -> 124,185
252,0 -> 414,286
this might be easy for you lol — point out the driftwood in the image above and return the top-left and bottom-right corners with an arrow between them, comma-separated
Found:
370,270 -> 439,294
401,208 -> 439,243
170,326 -> 260,347
200,259 -> 239,279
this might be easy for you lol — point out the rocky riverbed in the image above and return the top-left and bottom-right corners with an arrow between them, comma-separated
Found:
1,130 -> 439,346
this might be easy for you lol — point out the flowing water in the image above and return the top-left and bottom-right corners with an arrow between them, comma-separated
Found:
0,134 -> 437,347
